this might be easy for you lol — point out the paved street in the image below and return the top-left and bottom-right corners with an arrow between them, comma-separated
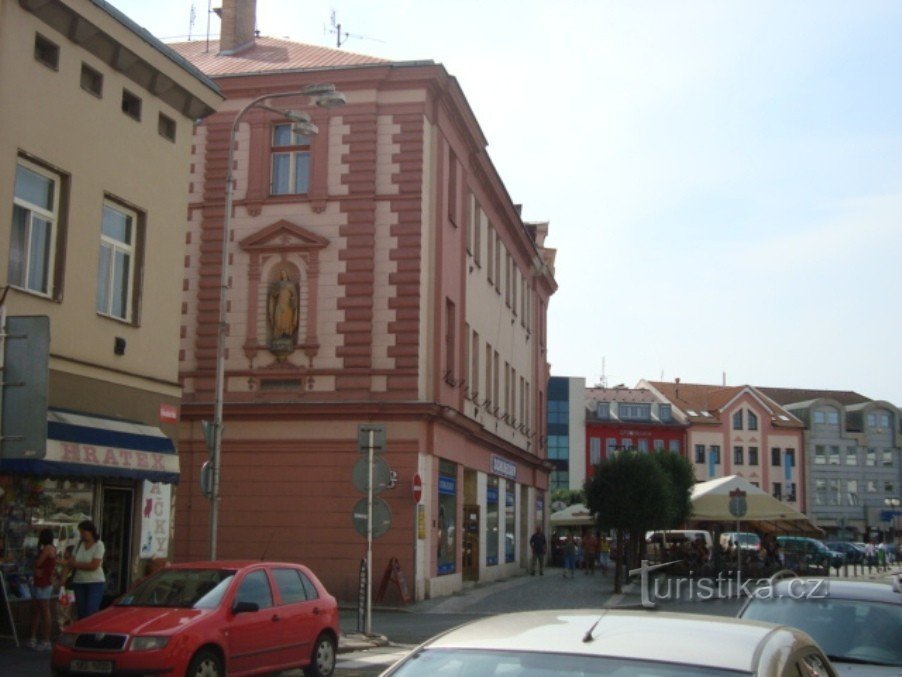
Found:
1,564 -> 895,676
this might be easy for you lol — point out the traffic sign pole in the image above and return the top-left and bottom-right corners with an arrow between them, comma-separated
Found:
366,428 -> 374,636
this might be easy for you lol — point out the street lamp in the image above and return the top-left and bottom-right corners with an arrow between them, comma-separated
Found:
208,84 -> 346,560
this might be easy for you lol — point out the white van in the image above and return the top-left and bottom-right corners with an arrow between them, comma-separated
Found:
645,530 -> 714,561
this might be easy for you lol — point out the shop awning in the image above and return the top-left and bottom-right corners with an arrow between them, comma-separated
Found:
0,409 -> 179,484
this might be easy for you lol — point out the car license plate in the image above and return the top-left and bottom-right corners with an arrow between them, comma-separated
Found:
70,659 -> 113,673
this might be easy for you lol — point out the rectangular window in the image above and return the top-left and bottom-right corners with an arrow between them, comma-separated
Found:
504,362 -> 511,417
447,149 -> 457,224
512,267 -> 518,316
668,439 -> 681,453
695,445 -> 705,464
437,460 -> 457,575
505,251 -> 511,307
493,349 -> 500,413
637,438 -> 649,453
80,63 -> 103,96
845,447 -> 858,465
827,410 -> 839,424
883,448 -> 893,466
486,477 -> 499,566
828,445 -> 840,465
271,124 -> 310,195
621,438 -> 633,450
865,448 -> 876,466
158,113 -> 176,142
470,330 -> 479,399
880,414 -> 890,427
772,482 -> 782,500
504,480 -> 516,563
885,481 -> 894,493
786,482 -> 797,502
710,445 -> 721,464
748,411 -> 758,430
771,447 -> 781,466
658,404 -> 672,422
785,449 -> 795,468
590,438 -> 602,465
867,414 -> 876,427
619,403 -> 651,420
484,343 -> 492,408
813,410 -> 825,424
814,445 -> 826,464
653,439 -> 664,451
486,223 -> 494,284
828,479 -> 841,505
96,200 -> 138,321
473,205 -> 482,266
733,446 -> 744,465
814,479 -> 826,506
9,159 -> 61,297
121,89 -> 142,120
846,480 -> 858,506
596,402 -> 610,420
732,410 -> 743,430
34,33 -> 60,70
444,299 -> 455,380
606,438 -> 617,456
866,479 -> 877,493
494,233 -> 501,293
748,447 -> 759,466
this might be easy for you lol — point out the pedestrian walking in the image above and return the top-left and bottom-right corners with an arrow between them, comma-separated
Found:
67,520 -> 106,619
529,526 -> 547,576
562,533 -> 577,578
27,528 -> 56,650
598,535 -> 611,575
582,530 -> 598,575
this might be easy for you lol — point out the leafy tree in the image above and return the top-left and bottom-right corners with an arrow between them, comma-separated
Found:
584,451 -> 672,592
651,450 -> 696,528
551,488 -> 585,507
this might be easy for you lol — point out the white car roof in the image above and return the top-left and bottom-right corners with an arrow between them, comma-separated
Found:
418,609 -> 810,673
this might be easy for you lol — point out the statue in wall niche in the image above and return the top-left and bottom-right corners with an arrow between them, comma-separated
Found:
267,268 -> 299,359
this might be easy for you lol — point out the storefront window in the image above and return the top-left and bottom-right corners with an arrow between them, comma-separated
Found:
504,479 -> 516,563
437,461 -> 457,575
0,475 -> 94,599
486,477 -> 499,566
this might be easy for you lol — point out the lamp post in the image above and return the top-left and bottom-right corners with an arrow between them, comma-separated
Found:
208,84 -> 346,560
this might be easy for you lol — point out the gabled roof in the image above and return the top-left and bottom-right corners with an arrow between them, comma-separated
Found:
646,381 -> 802,428
166,36 -> 390,76
757,387 -> 872,407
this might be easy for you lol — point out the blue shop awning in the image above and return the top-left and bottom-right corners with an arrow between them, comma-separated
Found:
0,409 -> 179,484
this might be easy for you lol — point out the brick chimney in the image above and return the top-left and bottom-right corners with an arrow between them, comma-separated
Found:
217,0 -> 257,55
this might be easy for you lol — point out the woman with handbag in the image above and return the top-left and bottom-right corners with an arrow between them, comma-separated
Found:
66,520 -> 106,619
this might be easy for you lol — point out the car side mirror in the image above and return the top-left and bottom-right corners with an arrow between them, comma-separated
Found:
232,601 -> 259,614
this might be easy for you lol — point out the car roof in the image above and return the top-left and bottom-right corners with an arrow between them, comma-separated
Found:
166,560 -> 305,570
770,578 -> 902,604
416,609 -> 807,673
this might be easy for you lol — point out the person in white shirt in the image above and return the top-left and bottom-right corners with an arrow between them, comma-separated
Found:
66,520 -> 106,618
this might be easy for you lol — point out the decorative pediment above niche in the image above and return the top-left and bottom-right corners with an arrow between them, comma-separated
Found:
238,219 -> 329,253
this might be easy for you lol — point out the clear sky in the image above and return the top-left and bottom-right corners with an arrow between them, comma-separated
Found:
110,0 -> 902,405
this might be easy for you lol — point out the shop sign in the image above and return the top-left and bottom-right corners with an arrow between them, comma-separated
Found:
139,481 -> 171,559
47,441 -> 179,474
438,475 -> 456,495
159,404 -> 178,423
491,455 -> 517,480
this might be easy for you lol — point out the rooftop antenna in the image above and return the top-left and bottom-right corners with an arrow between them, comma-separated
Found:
188,2 -> 197,41
328,10 -> 384,49
597,357 -> 608,389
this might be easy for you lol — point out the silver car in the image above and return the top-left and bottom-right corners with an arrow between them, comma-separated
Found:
380,609 -> 836,676
739,576 -> 902,675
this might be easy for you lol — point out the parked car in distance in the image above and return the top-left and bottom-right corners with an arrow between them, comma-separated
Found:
824,541 -> 866,565
720,531 -> 762,553
646,529 -> 714,561
777,535 -> 845,572
739,577 -> 902,675
52,560 -> 339,677
380,609 -> 837,676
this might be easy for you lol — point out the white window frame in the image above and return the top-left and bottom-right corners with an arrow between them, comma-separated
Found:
9,158 -> 60,297
96,200 -> 137,321
271,124 -> 311,195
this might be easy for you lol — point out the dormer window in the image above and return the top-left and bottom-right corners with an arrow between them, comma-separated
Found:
596,402 -> 610,420
658,404 -> 672,422
619,403 -> 650,421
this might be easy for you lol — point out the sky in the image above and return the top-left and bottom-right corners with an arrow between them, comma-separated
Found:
109,0 -> 902,405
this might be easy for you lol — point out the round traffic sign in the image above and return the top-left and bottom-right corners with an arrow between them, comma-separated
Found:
412,472 -> 423,503
352,497 -> 392,538
352,457 -> 393,494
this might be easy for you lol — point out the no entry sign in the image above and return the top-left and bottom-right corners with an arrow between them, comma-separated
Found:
412,472 -> 423,504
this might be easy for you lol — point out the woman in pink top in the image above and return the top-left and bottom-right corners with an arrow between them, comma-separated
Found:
28,528 -> 57,650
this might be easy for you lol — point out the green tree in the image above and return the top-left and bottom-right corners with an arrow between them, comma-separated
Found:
551,488 -> 585,507
584,451 -> 672,592
651,450 -> 696,528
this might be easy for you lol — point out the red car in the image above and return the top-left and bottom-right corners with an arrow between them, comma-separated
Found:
51,560 -> 340,677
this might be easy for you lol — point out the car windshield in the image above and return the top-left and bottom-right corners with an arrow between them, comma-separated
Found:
741,597 -> 902,667
387,648 -> 746,676
117,568 -> 236,609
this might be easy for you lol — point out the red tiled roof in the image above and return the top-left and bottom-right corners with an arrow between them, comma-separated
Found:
647,381 -> 803,428
757,387 -> 872,407
166,36 -> 388,76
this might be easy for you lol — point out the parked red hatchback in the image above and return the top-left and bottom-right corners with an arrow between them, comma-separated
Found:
51,560 -> 339,677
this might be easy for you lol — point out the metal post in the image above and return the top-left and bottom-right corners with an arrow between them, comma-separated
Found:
366,429 -> 374,635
